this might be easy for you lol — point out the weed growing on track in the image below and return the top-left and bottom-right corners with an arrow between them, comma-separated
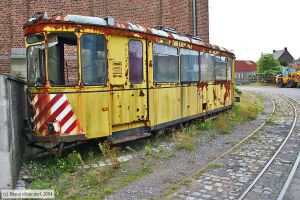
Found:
122,165 -> 153,186
99,140 -> 121,169
172,92 -> 264,149
173,124 -> 200,151
211,92 -> 264,134
206,162 -> 223,170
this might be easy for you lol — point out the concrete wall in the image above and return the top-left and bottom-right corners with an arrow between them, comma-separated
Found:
0,74 -> 26,189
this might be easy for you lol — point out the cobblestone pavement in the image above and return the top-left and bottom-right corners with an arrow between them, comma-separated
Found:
168,94 -> 300,200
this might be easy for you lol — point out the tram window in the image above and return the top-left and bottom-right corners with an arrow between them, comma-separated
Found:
180,48 -> 199,82
227,58 -> 232,80
81,34 -> 107,85
200,52 -> 215,81
48,33 -> 78,86
129,40 -> 143,84
27,45 -> 46,87
215,56 -> 227,81
153,43 -> 179,83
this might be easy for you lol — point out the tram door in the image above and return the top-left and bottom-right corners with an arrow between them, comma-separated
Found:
108,35 -> 148,128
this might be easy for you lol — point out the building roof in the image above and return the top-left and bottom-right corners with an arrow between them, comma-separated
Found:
289,63 -> 300,70
235,60 -> 257,72
272,50 -> 285,60
294,57 -> 300,64
24,13 -> 233,55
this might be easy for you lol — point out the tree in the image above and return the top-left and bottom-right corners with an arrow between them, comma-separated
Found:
257,53 -> 280,72
279,60 -> 288,66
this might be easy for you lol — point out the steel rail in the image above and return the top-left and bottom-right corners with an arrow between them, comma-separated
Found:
238,95 -> 298,200
165,95 -> 276,198
277,96 -> 300,200
198,95 -> 276,173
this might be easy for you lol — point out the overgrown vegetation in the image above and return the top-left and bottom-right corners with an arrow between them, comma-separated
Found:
27,139 -> 155,199
173,124 -> 200,151
257,53 -> 280,73
26,92 -> 264,199
172,91 -> 264,149
99,140 -> 121,169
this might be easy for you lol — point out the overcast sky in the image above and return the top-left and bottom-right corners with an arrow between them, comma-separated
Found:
209,0 -> 299,61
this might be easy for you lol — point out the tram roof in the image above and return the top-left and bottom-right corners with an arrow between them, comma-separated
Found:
24,12 -> 233,55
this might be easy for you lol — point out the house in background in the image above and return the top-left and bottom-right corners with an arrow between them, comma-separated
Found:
272,47 -> 294,64
294,57 -> 300,65
234,60 -> 257,83
289,63 -> 300,70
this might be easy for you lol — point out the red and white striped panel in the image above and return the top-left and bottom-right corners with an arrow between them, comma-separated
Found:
29,93 -> 83,136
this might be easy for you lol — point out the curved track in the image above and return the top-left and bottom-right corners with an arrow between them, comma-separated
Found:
238,95 -> 298,200
168,94 -> 300,200
166,95 -> 276,198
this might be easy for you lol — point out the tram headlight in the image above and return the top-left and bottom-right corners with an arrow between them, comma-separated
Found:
47,122 -> 60,135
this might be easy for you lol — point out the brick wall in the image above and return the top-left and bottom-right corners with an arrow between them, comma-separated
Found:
0,0 -> 209,74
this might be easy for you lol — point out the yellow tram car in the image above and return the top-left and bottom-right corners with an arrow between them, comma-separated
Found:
24,13 -> 235,151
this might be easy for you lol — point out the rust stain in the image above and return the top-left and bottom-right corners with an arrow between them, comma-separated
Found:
197,82 -> 208,90
221,81 -> 231,106
139,90 -> 145,96
102,107 -> 109,111
149,60 -> 153,68
213,87 -> 217,101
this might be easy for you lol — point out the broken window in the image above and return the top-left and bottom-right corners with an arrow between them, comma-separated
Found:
47,33 -> 78,86
81,34 -> 107,85
27,44 -> 46,87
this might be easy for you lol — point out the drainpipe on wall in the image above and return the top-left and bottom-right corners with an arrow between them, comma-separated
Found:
193,0 -> 197,36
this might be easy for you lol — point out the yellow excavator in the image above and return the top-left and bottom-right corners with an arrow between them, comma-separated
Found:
276,66 -> 300,88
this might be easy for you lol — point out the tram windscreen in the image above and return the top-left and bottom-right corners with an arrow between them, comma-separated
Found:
27,44 -> 46,87
48,33 -> 78,86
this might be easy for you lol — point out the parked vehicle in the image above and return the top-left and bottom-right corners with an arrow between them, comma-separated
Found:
276,66 -> 300,88
24,12 -> 235,155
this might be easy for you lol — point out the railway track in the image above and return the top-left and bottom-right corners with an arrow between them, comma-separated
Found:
167,94 -> 300,200
238,95 -> 298,200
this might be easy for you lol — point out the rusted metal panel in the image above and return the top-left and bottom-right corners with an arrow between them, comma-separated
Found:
108,35 -> 148,127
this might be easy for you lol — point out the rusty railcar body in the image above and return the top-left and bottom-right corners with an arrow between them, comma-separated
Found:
24,13 -> 235,148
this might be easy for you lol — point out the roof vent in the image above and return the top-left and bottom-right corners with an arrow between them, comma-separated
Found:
153,26 -> 177,34
104,17 -> 115,26
184,34 -> 203,41
28,12 -> 43,22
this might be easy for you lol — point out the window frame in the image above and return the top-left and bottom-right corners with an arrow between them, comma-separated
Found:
215,56 -> 228,82
200,52 -> 216,82
26,44 -> 46,87
80,33 -> 108,86
47,32 -> 80,87
180,48 -> 200,83
128,39 -> 144,84
153,43 -> 179,83
227,57 -> 233,81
